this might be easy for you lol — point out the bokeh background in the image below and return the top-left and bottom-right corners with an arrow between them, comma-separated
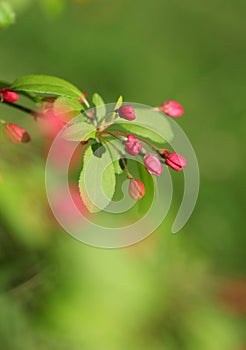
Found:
0,0 -> 245,349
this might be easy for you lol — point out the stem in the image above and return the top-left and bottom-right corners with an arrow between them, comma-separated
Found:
102,137 -> 132,179
83,110 -> 97,128
103,130 -> 160,154
1,101 -> 36,117
98,110 -> 116,126
100,130 -> 125,142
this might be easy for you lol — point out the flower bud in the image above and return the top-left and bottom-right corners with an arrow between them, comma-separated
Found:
118,105 -> 136,121
0,88 -> 19,103
125,134 -> 142,156
157,100 -> 184,118
144,155 -> 163,176
129,179 -> 145,200
165,152 -> 187,171
4,123 -> 31,144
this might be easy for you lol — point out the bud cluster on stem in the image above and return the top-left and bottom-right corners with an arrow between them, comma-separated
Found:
0,79 -> 188,203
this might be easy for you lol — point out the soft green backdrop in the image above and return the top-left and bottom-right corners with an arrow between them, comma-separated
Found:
0,0 -> 245,349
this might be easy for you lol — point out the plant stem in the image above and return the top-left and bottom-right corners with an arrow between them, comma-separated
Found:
102,137 -> 132,179
100,130 -> 125,142
1,101 -> 36,117
103,130 -> 161,153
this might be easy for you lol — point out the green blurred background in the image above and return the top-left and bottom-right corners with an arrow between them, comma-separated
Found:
0,0 -> 245,349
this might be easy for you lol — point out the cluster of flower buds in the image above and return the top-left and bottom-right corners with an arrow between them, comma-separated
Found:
125,134 -> 142,156
116,104 -> 187,201
0,83 -> 187,204
0,88 -> 19,103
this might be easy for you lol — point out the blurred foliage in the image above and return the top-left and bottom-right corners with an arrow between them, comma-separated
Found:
0,1 -> 15,28
0,0 -> 246,349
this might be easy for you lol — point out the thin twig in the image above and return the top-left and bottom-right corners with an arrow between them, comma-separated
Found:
102,136 -> 132,178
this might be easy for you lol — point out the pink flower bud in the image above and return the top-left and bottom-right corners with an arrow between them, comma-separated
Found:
4,123 -> 31,144
165,152 -> 187,171
125,134 -> 142,156
0,88 -> 19,103
129,179 -> 145,200
118,105 -> 136,121
158,100 -> 184,118
144,155 -> 163,176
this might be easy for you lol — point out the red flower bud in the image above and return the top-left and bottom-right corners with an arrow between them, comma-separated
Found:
0,88 -> 19,103
125,134 -> 142,156
129,179 -> 145,200
144,155 -> 163,176
118,105 -> 136,121
158,100 -> 184,118
4,123 -> 31,144
165,152 -> 187,171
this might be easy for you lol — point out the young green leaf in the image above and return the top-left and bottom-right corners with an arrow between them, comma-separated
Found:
0,1 -> 15,29
79,146 -> 116,213
62,120 -> 96,142
92,93 -> 106,121
114,95 -> 123,110
10,75 -> 84,101
107,95 -> 123,122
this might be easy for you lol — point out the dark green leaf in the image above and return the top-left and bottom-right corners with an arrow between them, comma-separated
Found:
10,75 -> 83,101
119,158 -> 127,171
91,142 -> 106,158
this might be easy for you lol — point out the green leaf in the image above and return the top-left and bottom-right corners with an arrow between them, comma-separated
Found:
10,74 -> 83,101
92,93 -> 106,121
114,95 -> 123,110
79,146 -> 116,213
62,120 -> 96,142
107,95 -> 123,122
0,1 -> 15,29
107,106 -> 174,147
